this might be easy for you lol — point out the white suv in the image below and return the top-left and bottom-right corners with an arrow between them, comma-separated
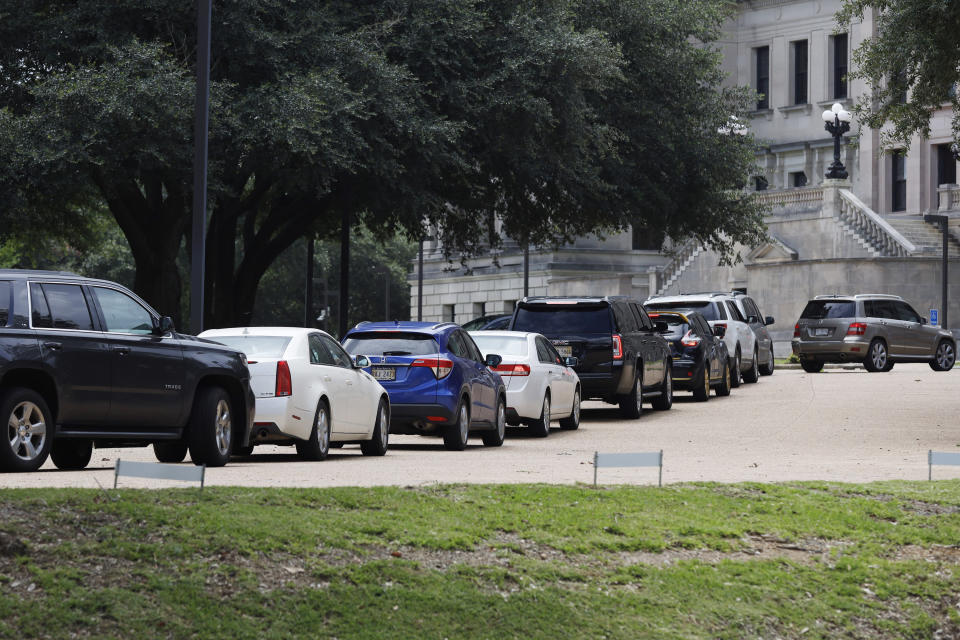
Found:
644,293 -> 760,386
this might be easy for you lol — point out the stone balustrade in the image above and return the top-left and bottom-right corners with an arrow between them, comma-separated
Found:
753,187 -> 824,210
837,190 -> 915,257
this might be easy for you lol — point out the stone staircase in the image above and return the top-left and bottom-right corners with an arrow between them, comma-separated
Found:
655,241 -> 702,296
882,214 -> 960,258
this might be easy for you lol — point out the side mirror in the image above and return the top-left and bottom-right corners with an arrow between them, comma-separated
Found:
653,321 -> 669,333
712,325 -> 726,338
746,315 -> 759,324
154,316 -> 175,335
564,356 -> 579,368
764,316 -> 775,326
353,355 -> 371,368
485,354 -> 502,368
920,317 -> 928,325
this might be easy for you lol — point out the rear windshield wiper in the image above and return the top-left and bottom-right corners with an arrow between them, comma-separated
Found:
382,350 -> 412,356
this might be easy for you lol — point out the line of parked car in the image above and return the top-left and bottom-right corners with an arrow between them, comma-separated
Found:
0,266 -> 785,473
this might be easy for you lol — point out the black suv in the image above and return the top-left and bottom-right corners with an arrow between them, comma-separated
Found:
0,270 -> 255,472
509,296 -> 672,418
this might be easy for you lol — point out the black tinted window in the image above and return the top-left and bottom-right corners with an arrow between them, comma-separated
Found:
800,300 -> 856,319
30,283 -> 52,328
649,315 -> 687,338
513,306 -> 612,334
32,283 -> 93,330
893,301 -> 921,323
320,335 -> 353,368
342,332 -> 438,356
92,287 -> 154,334
0,281 -> 10,326
460,332 -> 484,362
726,301 -> 745,322
646,302 -> 720,321
309,334 -> 336,365
446,332 -> 467,358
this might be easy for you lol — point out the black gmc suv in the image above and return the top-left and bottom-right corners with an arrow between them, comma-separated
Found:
509,296 -> 672,418
0,270 -> 255,472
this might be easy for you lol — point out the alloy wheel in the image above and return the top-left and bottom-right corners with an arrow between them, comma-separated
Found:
870,342 -> 887,370
214,399 -> 232,457
8,401 -> 47,462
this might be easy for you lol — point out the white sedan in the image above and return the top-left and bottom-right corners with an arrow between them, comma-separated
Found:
469,331 -> 581,437
198,327 -> 390,460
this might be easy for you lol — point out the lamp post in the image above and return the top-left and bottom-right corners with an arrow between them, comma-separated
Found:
924,213 -> 949,330
822,103 -> 853,179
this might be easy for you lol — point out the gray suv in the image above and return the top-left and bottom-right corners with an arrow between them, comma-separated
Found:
792,294 -> 956,373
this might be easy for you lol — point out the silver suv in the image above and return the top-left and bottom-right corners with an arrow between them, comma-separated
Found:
792,294 -> 956,373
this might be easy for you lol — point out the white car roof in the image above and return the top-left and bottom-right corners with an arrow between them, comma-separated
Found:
199,326 -> 326,338
468,330 -> 540,341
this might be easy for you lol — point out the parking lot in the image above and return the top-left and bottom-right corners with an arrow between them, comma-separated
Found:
4,363 -> 958,489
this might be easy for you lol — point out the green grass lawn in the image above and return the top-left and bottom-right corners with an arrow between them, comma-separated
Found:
2,481 -> 960,639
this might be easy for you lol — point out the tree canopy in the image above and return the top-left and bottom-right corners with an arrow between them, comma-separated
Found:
0,0 -> 765,327
838,0 -> 960,149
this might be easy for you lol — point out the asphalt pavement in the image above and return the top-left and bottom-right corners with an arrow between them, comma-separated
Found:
5,363 -> 959,488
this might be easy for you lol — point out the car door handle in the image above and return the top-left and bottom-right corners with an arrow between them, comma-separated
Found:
43,341 -> 62,351
112,346 -> 130,354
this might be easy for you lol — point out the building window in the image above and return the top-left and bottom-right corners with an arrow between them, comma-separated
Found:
831,33 -> 848,99
754,176 -> 768,191
443,304 -> 455,323
937,144 -> 957,186
792,40 -> 808,105
755,46 -> 770,110
790,172 -> 807,188
631,226 -> 664,251
891,151 -> 906,212
503,300 -> 516,314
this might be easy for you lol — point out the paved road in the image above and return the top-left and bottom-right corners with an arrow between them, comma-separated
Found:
4,363 -> 959,489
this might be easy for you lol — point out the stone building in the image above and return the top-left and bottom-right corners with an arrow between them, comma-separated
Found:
409,0 -> 960,355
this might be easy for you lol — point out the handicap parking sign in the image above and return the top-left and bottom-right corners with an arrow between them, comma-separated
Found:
931,309 -> 939,326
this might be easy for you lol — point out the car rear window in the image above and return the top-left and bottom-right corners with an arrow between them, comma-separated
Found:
512,306 -> 612,334
647,314 -> 687,338
646,301 -> 719,321
208,335 -> 291,358
342,331 -> 438,356
800,300 -> 856,319
469,334 -> 528,357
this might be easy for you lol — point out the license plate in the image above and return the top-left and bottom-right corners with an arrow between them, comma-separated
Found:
556,346 -> 573,357
371,367 -> 396,381
813,328 -> 831,337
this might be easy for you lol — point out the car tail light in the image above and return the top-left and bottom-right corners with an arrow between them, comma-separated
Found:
493,363 -> 531,376
412,357 -> 454,379
793,323 -> 800,338
612,334 -> 623,360
275,361 -> 292,397
680,330 -> 701,347
846,322 -> 867,336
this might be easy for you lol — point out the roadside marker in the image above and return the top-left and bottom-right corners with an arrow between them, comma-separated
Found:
593,450 -> 663,487
928,450 -> 960,481
114,459 -> 206,489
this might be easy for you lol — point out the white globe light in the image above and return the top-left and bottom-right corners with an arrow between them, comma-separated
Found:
831,102 -> 843,113
838,109 -> 853,123
822,110 -> 835,122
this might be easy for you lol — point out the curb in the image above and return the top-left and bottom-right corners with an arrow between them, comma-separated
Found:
776,362 -> 863,370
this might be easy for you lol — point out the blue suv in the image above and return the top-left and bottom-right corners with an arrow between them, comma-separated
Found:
342,322 -> 506,450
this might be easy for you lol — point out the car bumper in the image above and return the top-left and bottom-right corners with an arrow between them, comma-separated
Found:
503,380 -> 544,420
792,338 -> 870,361
670,358 -> 700,389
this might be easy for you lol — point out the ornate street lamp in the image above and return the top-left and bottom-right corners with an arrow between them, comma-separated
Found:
822,102 -> 853,179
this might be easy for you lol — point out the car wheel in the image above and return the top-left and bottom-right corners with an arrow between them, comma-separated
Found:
759,348 -> 775,376
528,394 -> 551,438
559,387 -> 581,430
800,358 -> 824,373
863,339 -> 888,372
154,441 -> 189,463
443,400 -> 470,451
618,373 -> 642,419
743,347 -> 760,383
651,365 -> 673,410
50,439 -> 93,471
692,363 -> 710,402
730,349 -> 742,388
187,387 -> 233,467
715,359 -> 732,397
930,339 -> 956,371
482,396 -> 506,447
0,387 -> 53,473
361,398 -> 390,456
297,400 -> 331,461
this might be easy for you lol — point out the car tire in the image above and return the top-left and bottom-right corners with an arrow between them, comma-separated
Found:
154,441 -> 188,463
743,347 -> 760,383
692,363 -> 710,402
650,365 -> 673,410
863,339 -> 888,372
361,398 -> 390,456
50,439 -> 93,471
759,348 -> 775,376
729,349 -> 742,388
232,444 -> 255,458
715,359 -> 732,397
482,396 -> 506,447
443,399 -> 470,451
0,387 -> 53,473
297,400 -> 331,461
528,394 -> 551,438
800,358 -> 824,373
559,387 -> 581,430
930,339 -> 956,371
618,372 -> 642,419
187,386 -> 234,468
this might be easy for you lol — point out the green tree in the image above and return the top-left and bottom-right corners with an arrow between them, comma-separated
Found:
837,0 -> 960,148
